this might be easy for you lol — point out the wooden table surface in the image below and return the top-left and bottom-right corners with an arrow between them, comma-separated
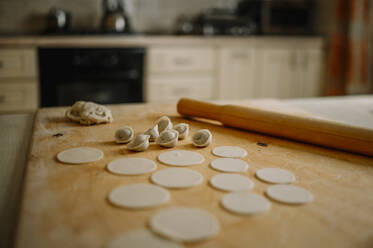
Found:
12,100 -> 373,248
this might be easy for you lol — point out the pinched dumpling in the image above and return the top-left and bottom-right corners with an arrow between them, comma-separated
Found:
156,129 -> 179,148
144,124 -> 159,142
115,126 -> 134,144
127,134 -> 150,152
66,101 -> 113,125
156,116 -> 173,133
173,123 -> 189,140
192,129 -> 212,147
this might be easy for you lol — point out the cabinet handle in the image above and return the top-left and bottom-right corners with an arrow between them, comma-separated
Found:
174,57 -> 192,66
0,95 -> 5,103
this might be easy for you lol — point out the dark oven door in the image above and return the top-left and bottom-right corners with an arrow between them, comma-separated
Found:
38,47 -> 145,107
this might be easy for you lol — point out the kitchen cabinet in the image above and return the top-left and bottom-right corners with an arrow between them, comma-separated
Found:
217,40 -> 324,100
146,46 -> 216,102
0,48 -> 38,113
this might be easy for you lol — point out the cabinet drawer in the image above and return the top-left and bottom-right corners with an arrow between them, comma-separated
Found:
0,81 -> 38,112
147,76 -> 213,102
148,47 -> 214,73
0,49 -> 37,78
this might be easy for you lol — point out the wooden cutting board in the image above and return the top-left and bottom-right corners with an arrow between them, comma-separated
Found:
15,101 -> 373,248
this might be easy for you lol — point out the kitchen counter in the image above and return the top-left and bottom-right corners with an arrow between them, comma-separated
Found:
0,35 -> 324,48
1,95 -> 372,247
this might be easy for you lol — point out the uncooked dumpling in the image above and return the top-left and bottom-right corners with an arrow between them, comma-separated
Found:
65,101 -> 113,125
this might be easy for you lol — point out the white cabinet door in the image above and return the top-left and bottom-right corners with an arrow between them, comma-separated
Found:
218,47 -> 257,99
297,49 -> 323,97
258,48 -> 296,98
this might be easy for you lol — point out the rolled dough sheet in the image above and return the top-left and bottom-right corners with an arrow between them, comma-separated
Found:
108,183 -> 170,209
266,184 -> 314,204
107,229 -> 182,248
151,168 -> 203,189
221,192 -> 271,215
256,168 -> 295,184
149,207 -> 220,242
158,150 -> 204,166
210,174 -> 254,192
212,146 -> 247,158
57,147 -> 103,164
210,158 -> 248,173
107,158 -> 157,175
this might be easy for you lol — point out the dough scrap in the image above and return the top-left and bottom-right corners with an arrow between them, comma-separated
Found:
158,150 -> 204,166
210,174 -> 254,191
210,158 -> 248,173
65,101 -> 113,125
151,168 -> 203,188
212,146 -> 247,158
107,229 -> 182,248
256,168 -> 295,184
149,207 -> 219,242
107,158 -> 156,175
108,183 -> 169,209
57,147 -> 103,164
221,192 -> 271,215
266,185 -> 314,204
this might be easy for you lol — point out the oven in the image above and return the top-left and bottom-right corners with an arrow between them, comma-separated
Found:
38,47 -> 145,107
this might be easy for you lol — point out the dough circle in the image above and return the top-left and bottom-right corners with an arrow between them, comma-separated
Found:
151,168 -> 203,189
57,147 -> 103,164
107,158 -> 156,175
108,183 -> 169,209
221,192 -> 271,215
210,174 -> 254,192
149,207 -> 220,242
158,150 -> 204,166
210,158 -> 248,173
107,229 -> 182,248
212,146 -> 247,158
256,168 -> 295,184
266,185 -> 313,204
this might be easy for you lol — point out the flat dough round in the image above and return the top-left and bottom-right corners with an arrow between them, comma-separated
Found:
266,185 -> 313,204
256,168 -> 295,184
221,192 -> 271,215
107,229 -> 182,248
149,207 -> 219,242
108,183 -> 169,209
210,174 -> 254,191
210,158 -> 248,173
158,150 -> 204,166
57,147 -> 103,164
107,158 -> 156,175
212,146 -> 247,158
151,168 -> 203,188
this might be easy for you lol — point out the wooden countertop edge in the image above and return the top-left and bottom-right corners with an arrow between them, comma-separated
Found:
0,35 -> 325,48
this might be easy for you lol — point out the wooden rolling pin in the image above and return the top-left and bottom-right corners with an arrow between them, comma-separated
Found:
177,98 -> 373,156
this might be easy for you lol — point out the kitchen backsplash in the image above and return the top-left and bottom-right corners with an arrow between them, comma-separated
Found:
0,0 -> 238,34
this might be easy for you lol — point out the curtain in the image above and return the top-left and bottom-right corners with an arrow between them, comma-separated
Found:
326,0 -> 372,95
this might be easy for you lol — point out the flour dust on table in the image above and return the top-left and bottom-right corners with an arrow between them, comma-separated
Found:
57,147 -> 104,164
256,168 -> 296,184
158,150 -> 204,166
266,184 -> 314,204
210,174 -> 254,192
107,229 -> 182,248
149,207 -> 220,242
212,146 -> 247,158
108,183 -> 170,209
151,168 -> 203,188
210,158 -> 249,173
107,158 -> 157,175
